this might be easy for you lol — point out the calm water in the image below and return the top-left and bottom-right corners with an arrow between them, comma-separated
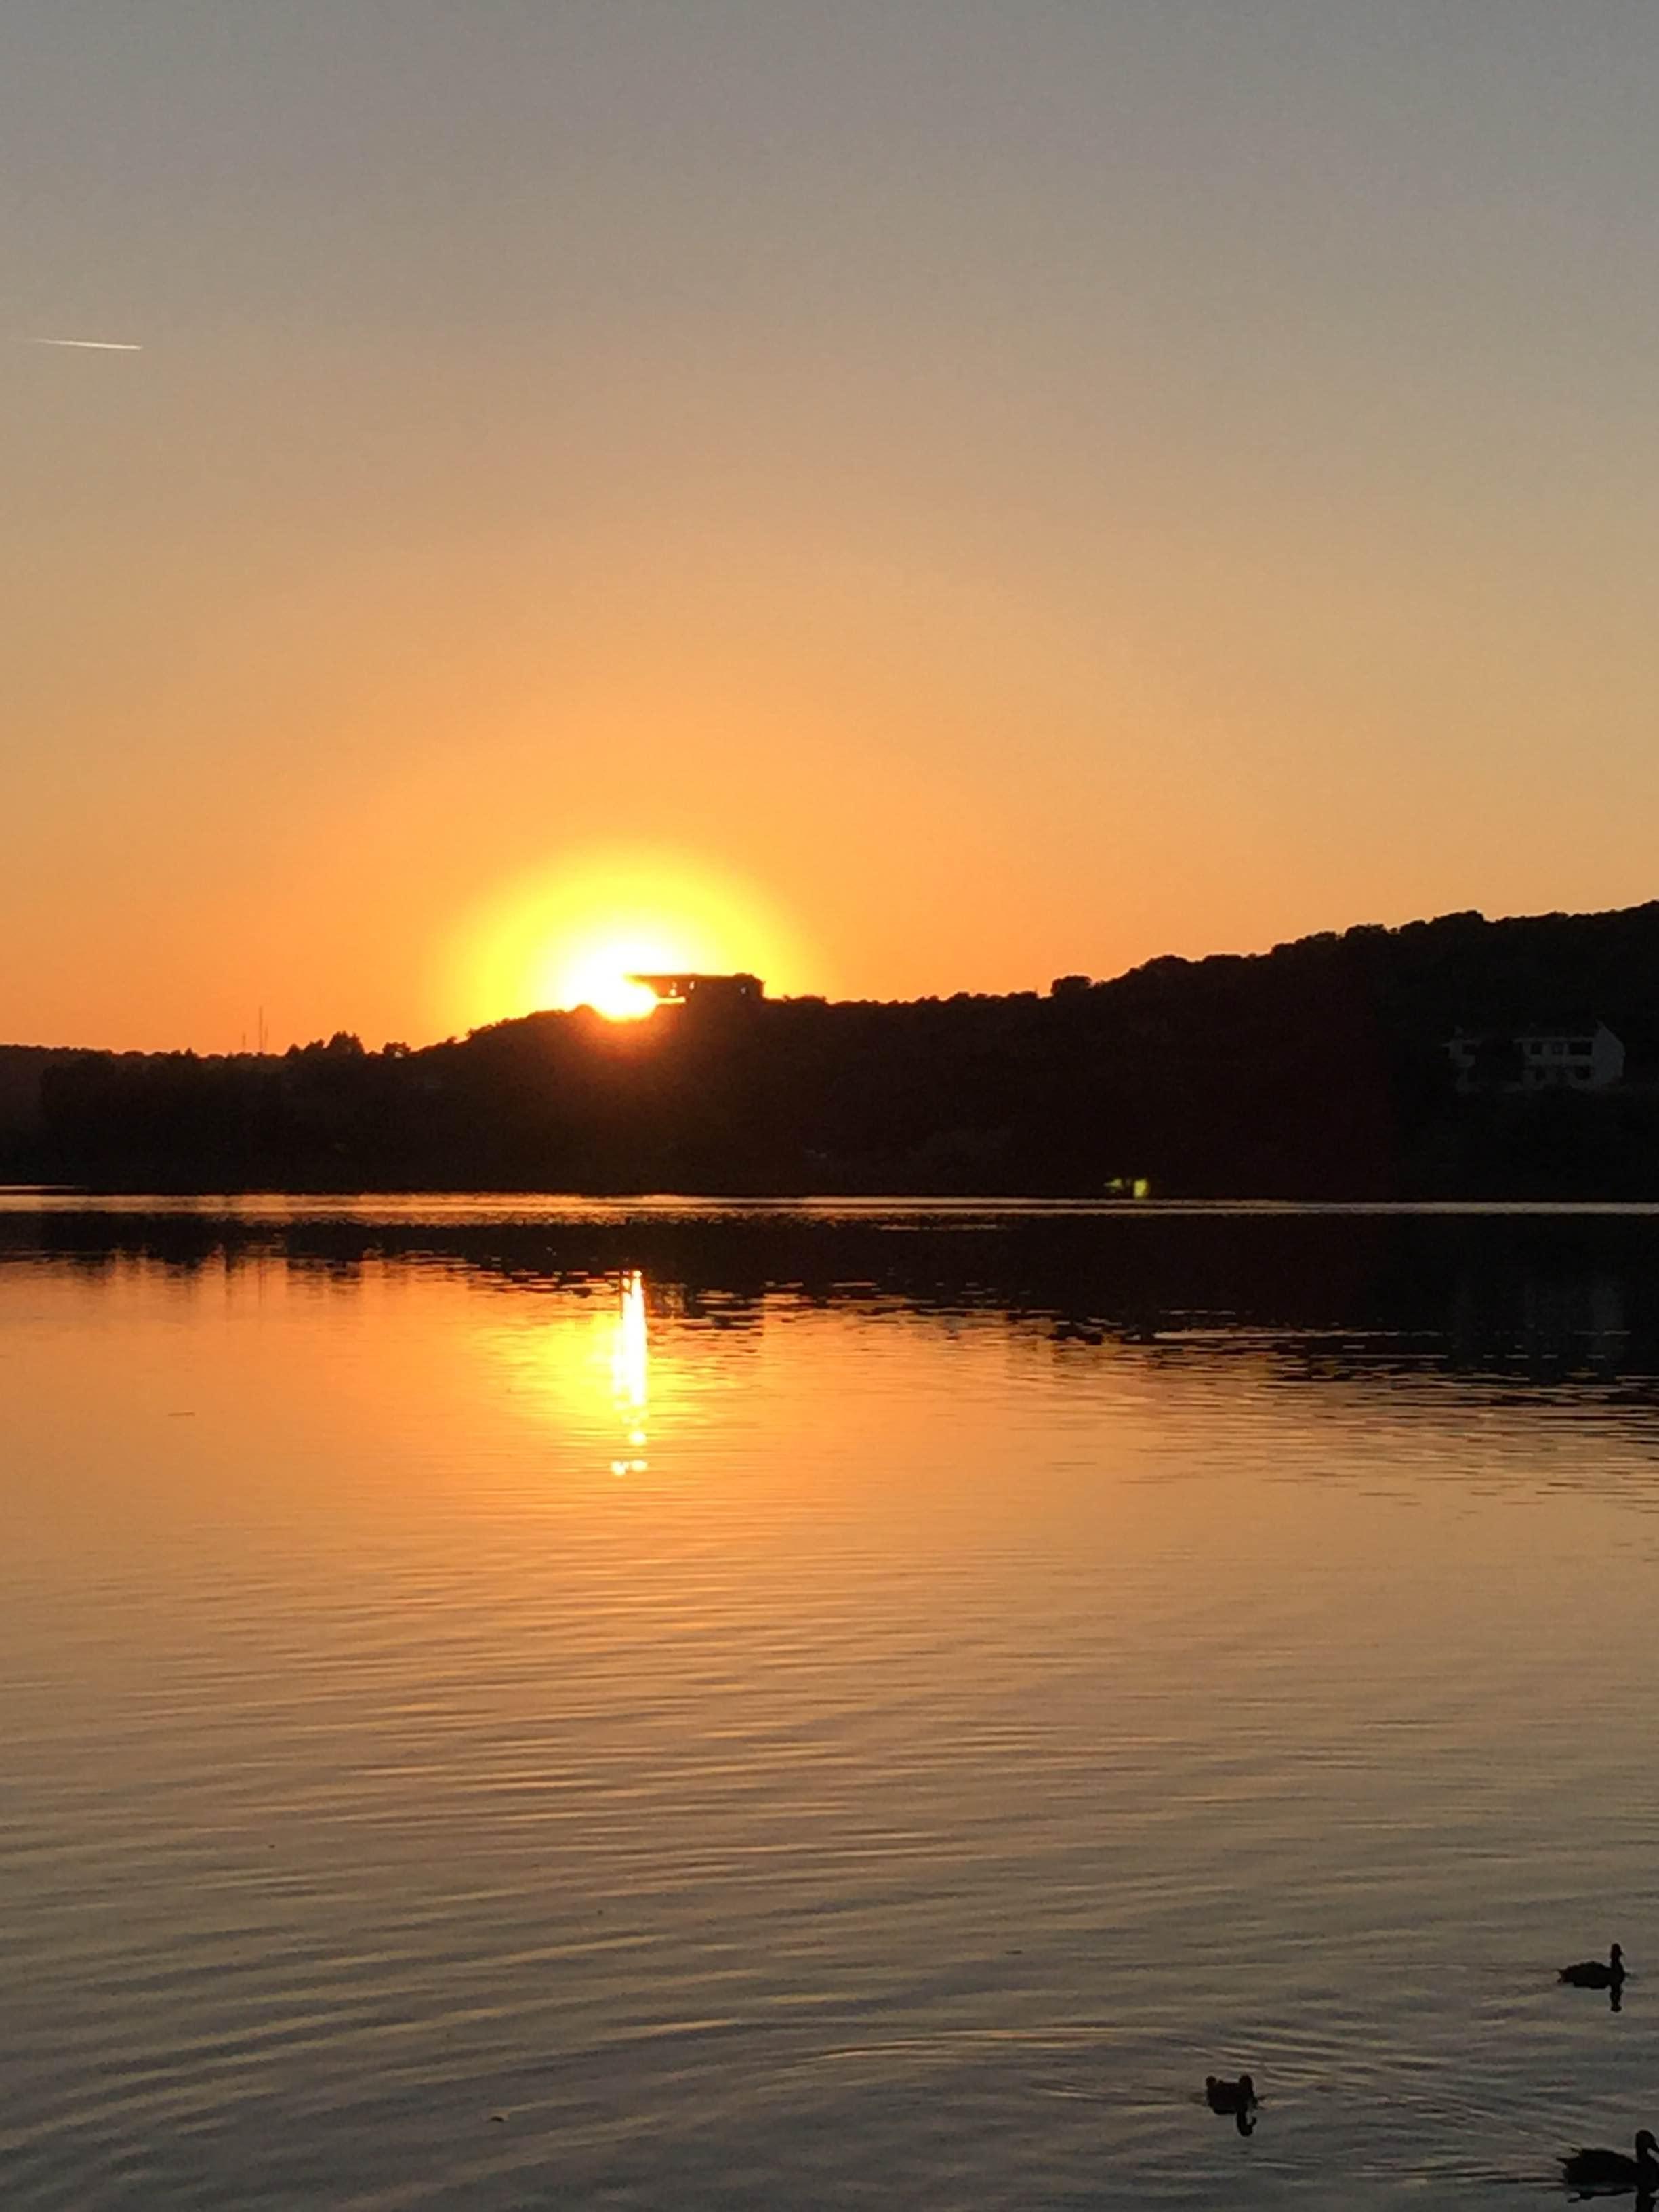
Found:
5,1201 -> 1659,2209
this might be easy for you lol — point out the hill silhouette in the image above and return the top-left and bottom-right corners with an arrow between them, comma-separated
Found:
7,901 -> 1659,1197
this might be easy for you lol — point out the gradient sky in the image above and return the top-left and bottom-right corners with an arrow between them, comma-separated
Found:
6,1 -> 1659,1049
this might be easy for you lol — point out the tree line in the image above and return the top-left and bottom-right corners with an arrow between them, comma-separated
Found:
8,900 -> 1659,1196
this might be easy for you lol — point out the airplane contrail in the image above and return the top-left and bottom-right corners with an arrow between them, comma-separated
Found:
30,336 -> 143,351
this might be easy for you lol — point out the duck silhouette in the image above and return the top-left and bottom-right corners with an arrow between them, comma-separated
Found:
1561,1944 -> 1626,1990
1561,2128 -> 1658,2196
1204,2074 -> 1257,2134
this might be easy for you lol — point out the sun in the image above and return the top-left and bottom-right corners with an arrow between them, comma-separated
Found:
551,937 -> 682,1023
447,851 -> 804,1030
564,963 -> 661,1023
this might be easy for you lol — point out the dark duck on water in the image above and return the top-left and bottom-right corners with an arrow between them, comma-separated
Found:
1561,2129 -> 1659,2196
1204,2074 -> 1258,2134
1560,1944 -> 1626,1990
1204,2074 -> 1256,2113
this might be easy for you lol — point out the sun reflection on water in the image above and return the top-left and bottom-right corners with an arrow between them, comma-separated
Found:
611,1269 -> 649,1475
488,1265 -> 745,1479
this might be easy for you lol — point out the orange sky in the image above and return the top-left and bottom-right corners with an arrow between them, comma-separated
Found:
6,3 -> 1659,1050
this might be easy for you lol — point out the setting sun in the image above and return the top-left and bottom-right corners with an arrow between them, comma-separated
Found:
446,850 -> 806,1031
556,951 -> 665,1023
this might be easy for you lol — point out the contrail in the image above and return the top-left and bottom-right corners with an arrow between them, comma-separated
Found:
30,336 -> 143,351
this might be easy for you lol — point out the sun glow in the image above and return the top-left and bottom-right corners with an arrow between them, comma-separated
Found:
449,851 -> 806,1029
558,955 -> 663,1024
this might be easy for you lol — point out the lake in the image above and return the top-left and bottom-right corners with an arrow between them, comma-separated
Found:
5,1199 -> 1659,2209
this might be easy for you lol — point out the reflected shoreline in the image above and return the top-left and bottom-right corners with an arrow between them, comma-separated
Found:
4,1197 -> 1659,1387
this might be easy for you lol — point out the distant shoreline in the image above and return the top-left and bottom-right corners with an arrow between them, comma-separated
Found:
9,901 -> 1659,1202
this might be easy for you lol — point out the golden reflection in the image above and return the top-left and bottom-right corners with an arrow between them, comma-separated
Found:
611,1269 -> 649,1475
488,1266 -> 721,1477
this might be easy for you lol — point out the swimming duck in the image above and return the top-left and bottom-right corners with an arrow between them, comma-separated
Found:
1561,1944 -> 1626,1989
1204,2074 -> 1256,2114
1561,2128 -> 1659,2193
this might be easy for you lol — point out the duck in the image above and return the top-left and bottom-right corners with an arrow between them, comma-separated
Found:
1561,1944 -> 1626,1990
1561,2128 -> 1659,2194
1204,2073 -> 1256,2114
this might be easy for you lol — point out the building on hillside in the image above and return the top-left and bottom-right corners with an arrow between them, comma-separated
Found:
628,972 -> 765,1008
1447,1021 -> 1624,1093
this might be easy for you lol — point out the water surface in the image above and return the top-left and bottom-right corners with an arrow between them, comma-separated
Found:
4,1203 -> 1658,2207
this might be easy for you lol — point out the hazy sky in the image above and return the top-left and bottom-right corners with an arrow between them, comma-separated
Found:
6,1 -> 1659,1048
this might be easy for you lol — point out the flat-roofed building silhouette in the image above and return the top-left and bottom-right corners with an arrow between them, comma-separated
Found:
628,972 -> 765,1008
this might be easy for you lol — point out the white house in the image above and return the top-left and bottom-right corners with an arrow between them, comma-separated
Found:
1515,1023 -> 1624,1089
1448,1023 -> 1624,1092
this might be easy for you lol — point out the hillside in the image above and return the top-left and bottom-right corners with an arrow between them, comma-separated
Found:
8,901 -> 1659,1197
